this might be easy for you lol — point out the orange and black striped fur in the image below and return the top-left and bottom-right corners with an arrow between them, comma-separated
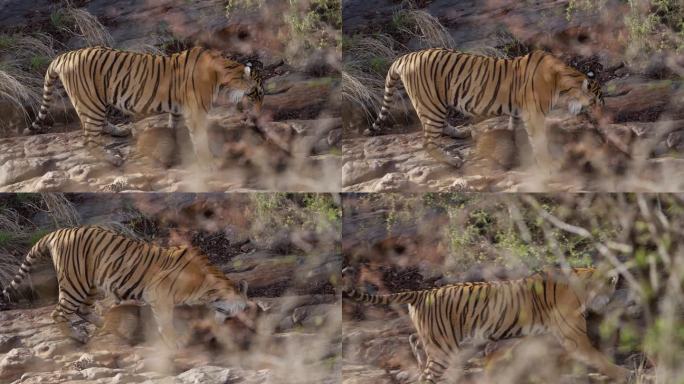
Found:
344,268 -> 630,383
27,46 -> 264,165
1,226 -> 252,348
368,49 -> 603,168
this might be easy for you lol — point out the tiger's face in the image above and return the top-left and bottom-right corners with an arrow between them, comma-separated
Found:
203,278 -> 250,323
243,62 -> 264,112
572,268 -> 618,312
558,70 -> 604,116
216,56 -> 264,111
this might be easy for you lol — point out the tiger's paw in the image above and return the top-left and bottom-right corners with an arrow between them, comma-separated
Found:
103,150 -> 125,167
68,323 -> 90,344
22,127 -> 43,136
443,124 -> 471,139
103,123 -> 131,137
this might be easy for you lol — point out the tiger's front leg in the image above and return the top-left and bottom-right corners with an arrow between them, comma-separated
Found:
523,113 -> 555,173
184,112 -> 218,169
151,303 -> 181,350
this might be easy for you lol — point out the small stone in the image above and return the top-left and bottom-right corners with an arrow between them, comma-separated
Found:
176,366 -> 240,384
73,353 -> 96,370
81,366 -> 123,380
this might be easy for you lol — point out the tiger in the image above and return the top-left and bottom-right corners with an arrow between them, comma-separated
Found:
1,225 -> 256,348
343,267 -> 631,383
367,48 -> 604,169
26,46 -> 264,166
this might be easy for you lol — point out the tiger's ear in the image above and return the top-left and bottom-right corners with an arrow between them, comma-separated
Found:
586,70 -> 595,79
238,279 -> 248,295
582,78 -> 589,92
244,63 -> 252,79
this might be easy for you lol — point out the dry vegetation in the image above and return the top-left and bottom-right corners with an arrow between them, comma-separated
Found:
0,3 -> 112,137
342,193 -> 684,383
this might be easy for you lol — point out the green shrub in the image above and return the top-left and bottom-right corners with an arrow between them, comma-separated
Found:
29,56 -> 50,72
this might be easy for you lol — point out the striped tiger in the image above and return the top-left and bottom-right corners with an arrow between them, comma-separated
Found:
27,46 -> 264,166
1,225 -> 254,348
367,48 -> 603,168
344,267 -> 631,383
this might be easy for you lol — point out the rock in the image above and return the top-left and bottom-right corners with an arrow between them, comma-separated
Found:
31,170 -> 69,191
342,160 -> 394,186
342,365 -> 394,384
33,339 -> 75,359
73,353 -> 96,370
81,366 -> 125,380
175,366 -> 240,384
0,347 -> 44,381
292,304 -> 339,328
371,172 -> 416,192
0,159 -> 51,187
0,335 -> 21,353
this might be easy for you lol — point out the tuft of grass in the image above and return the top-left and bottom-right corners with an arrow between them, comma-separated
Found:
29,55 -> 50,72
61,6 -> 114,47
391,9 -> 455,49
0,34 -> 17,50
50,9 -> 69,29
342,34 -> 410,127
0,66 -> 43,135
38,193 -> 80,227
225,0 -> 264,14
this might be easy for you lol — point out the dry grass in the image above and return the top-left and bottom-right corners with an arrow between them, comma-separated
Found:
0,66 -> 43,136
58,6 -> 114,47
393,9 -> 456,49
342,8 -> 458,129
38,193 -> 80,227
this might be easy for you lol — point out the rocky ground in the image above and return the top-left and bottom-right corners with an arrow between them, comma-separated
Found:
341,0 -> 684,192
0,293 -> 340,384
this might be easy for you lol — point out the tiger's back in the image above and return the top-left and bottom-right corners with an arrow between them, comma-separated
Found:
369,48 -> 603,168
28,46 -> 264,166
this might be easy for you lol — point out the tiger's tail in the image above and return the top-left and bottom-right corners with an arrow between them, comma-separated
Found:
367,60 -> 402,134
1,236 -> 51,307
343,286 -> 418,306
26,60 -> 60,135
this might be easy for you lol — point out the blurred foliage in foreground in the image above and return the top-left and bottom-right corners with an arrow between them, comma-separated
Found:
343,193 -> 684,382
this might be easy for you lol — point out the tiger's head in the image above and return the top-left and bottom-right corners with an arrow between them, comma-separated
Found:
570,267 -> 618,312
212,53 -> 264,111
197,271 -> 251,323
557,69 -> 604,116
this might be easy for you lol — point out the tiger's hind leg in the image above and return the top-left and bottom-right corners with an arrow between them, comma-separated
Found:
76,288 -> 103,328
52,290 -> 90,344
75,105 -> 125,167
420,114 -> 464,167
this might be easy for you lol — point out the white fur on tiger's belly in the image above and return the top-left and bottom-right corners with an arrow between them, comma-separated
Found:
228,90 -> 246,103
568,100 -> 582,115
